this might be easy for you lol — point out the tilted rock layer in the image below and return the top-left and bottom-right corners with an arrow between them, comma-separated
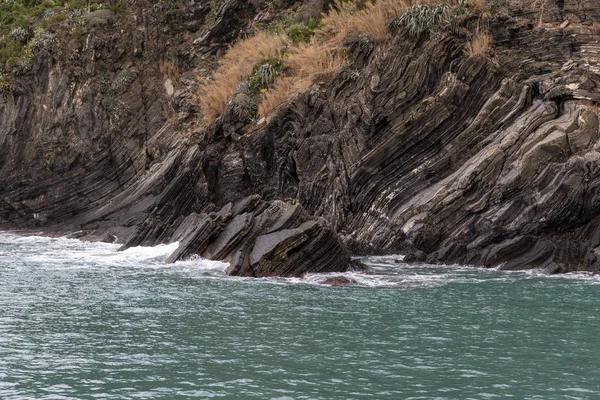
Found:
2,0 -> 600,274
163,196 -> 356,277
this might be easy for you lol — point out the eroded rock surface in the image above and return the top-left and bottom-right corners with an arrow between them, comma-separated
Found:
3,1 -> 600,275
163,196 -> 357,277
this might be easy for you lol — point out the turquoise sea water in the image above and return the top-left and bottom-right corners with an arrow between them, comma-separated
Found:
0,232 -> 599,399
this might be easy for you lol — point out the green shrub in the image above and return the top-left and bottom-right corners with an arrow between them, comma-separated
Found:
0,0 -> 107,79
106,2 -> 126,15
71,26 -> 85,44
208,0 -> 221,26
390,1 -> 468,37
10,55 -> 32,75
45,12 -> 68,25
264,8 -> 296,34
98,73 -> 131,119
0,0 -> 131,89
266,0 -> 284,13
30,28 -> 58,52
69,9 -> 86,26
228,82 -> 258,122
9,26 -> 31,43
0,39 -> 24,69
41,9 -> 57,19
250,58 -> 283,92
0,27 -> 56,76
0,1 -> 108,37
287,18 -> 318,44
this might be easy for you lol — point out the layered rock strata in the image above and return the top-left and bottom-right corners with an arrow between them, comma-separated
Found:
2,1 -> 600,274
163,196 -> 357,277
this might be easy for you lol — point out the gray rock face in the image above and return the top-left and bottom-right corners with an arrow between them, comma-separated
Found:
3,1 -> 600,275
164,197 -> 356,277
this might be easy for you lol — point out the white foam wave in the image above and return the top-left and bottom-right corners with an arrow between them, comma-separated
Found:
1,232 -> 229,273
2,232 -> 599,286
173,255 -> 229,273
299,270 -> 449,288
500,267 -> 600,284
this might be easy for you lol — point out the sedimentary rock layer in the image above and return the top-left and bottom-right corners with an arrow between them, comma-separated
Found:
2,1 -> 600,274
163,196 -> 356,277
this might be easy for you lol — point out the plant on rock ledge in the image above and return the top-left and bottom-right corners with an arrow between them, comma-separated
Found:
465,31 -> 491,56
250,58 -> 283,92
228,81 -> 258,122
391,3 -> 452,36
9,26 -> 31,43
0,72 -> 13,94
197,0 -> 480,124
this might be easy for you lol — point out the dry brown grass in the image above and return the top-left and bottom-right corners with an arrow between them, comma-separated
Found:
201,0 -> 481,124
317,0 -> 468,44
198,32 -> 288,125
317,0 -> 389,44
159,60 -> 179,79
258,0 -> 456,118
466,32 -> 491,56
286,43 -> 345,82
467,0 -> 486,11
258,77 -> 299,117
258,44 -> 345,117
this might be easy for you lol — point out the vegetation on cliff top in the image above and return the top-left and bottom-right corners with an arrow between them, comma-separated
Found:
196,0 -> 485,127
196,0 -> 563,127
0,0 -> 125,92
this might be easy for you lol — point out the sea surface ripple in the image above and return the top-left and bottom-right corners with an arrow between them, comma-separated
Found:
0,233 -> 599,399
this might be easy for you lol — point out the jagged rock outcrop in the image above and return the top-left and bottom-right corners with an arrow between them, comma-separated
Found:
3,0 -> 600,275
0,0 -> 211,228
162,195 -> 358,277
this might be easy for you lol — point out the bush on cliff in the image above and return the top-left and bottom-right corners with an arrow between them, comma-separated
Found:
196,32 -> 288,124
0,0 -> 122,91
197,0 -> 479,125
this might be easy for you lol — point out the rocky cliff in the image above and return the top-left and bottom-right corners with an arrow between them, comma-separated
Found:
2,0 -> 600,275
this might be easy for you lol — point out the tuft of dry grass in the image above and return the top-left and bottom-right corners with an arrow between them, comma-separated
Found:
316,0 -> 470,45
317,1 -> 385,44
468,0 -> 486,11
197,32 -> 288,125
286,43 -> 345,82
465,32 -> 491,56
258,44 -> 345,117
258,77 -> 298,117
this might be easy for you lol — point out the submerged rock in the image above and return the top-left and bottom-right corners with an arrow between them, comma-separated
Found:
321,276 -> 358,286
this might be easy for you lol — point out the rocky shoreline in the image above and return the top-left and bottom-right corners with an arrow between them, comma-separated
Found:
3,0 -> 600,275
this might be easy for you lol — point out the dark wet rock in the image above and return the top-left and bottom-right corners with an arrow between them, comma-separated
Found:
403,251 -> 427,264
164,197 -> 355,277
164,213 -> 222,264
544,262 -> 567,275
321,276 -> 357,286
98,232 -> 118,244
